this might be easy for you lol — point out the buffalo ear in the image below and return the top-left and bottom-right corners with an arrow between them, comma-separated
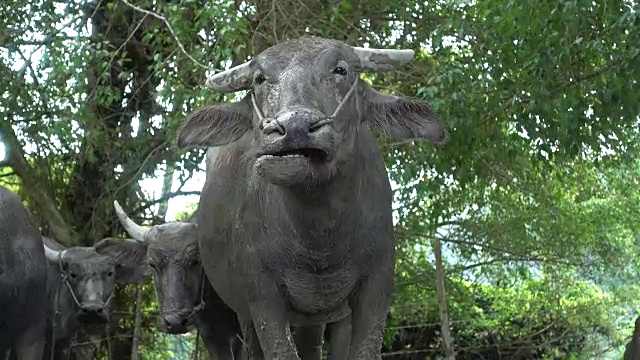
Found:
177,96 -> 253,148
94,237 -> 150,284
365,87 -> 448,144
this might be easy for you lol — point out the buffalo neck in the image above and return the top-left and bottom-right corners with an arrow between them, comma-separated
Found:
278,180 -> 353,234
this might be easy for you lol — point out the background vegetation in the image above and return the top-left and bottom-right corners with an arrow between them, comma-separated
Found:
1,0 -> 639,358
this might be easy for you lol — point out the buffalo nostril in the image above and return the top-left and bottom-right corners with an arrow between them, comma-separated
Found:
309,118 -> 332,133
161,316 -> 189,332
262,119 -> 286,135
81,304 -> 104,314
162,317 -> 176,331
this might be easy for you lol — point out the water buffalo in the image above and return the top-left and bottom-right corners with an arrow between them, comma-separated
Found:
624,316 -> 640,360
176,36 -> 448,359
0,185 -> 48,359
104,200 -> 342,359
41,236 -> 146,359
93,201 -> 243,360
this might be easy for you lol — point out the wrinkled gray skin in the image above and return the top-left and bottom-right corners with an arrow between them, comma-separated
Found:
624,316 -> 640,360
40,236 -> 146,359
96,204 -> 243,360
0,185 -> 47,360
176,36 -> 448,359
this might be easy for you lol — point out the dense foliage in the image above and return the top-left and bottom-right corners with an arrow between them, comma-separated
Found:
1,0 -> 639,358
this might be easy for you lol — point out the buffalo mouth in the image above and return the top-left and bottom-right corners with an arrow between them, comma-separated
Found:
160,316 -> 196,335
256,145 -> 336,185
163,324 -> 192,335
78,313 -> 108,326
259,147 -> 330,164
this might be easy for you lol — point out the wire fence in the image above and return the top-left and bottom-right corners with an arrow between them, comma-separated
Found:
62,328 -> 625,360
53,298 -> 627,360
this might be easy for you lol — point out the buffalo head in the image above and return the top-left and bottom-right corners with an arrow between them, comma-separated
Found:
43,239 -> 145,326
95,201 -> 202,334
177,36 -> 448,187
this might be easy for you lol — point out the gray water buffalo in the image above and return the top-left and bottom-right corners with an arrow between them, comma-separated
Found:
106,200 -> 349,360
93,201 -> 243,360
41,236 -> 146,359
0,185 -> 48,359
624,316 -> 640,360
176,36 -> 448,359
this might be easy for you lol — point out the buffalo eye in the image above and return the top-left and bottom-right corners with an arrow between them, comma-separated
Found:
107,271 -> 113,277
254,73 -> 266,85
69,272 -> 77,279
333,66 -> 347,76
148,262 -> 158,271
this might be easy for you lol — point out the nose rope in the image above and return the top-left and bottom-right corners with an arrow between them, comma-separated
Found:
189,267 -> 207,318
250,92 -> 267,122
251,93 -> 286,134
50,252 -> 65,360
50,253 -> 114,360
192,267 -> 207,360
56,253 -> 83,308
250,76 -> 359,131
104,288 -> 115,307
63,278 -> 83,308
312,75 -> 360,130
58,259 -> 115,309
50,252 -> 84,360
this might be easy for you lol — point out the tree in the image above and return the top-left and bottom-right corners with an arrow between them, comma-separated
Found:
1,0 -> 639,358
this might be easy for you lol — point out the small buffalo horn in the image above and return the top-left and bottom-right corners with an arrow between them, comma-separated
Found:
350,46 -> 415,72
113,200 -> 151,242
205,61 -> 254,93
43,243 -> 63,262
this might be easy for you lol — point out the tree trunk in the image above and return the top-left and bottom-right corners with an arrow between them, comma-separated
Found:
434,237 -> 455,360
131,284 -> 144,360
0,116 -> 79,245
157,164 -> 175,220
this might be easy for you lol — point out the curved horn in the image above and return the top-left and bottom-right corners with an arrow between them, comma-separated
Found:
205,61 -> 254,93
351,46 -> 415,72
43,243 -> 63,263
113,201 -> 151,242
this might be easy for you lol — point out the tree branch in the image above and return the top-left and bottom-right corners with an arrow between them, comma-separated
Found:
118,0 -> 219,72
0,116 -> 80,245
395,229 -> 578,267
131,190 -> 201,215
460,257 -> 545,271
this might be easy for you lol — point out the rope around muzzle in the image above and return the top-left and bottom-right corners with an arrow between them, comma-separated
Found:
49,252 -> 115,360
251,76 -> 359,131
149,267 -> 206,359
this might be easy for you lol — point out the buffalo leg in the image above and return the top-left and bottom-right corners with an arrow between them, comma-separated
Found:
325,314 -> 351,360
230,335 -> 245,360
12,320 -> 45,360
347,270 -> 393,359
248,301 -> 300,360
239,317 -> 265,360
292,325 -> 324,360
